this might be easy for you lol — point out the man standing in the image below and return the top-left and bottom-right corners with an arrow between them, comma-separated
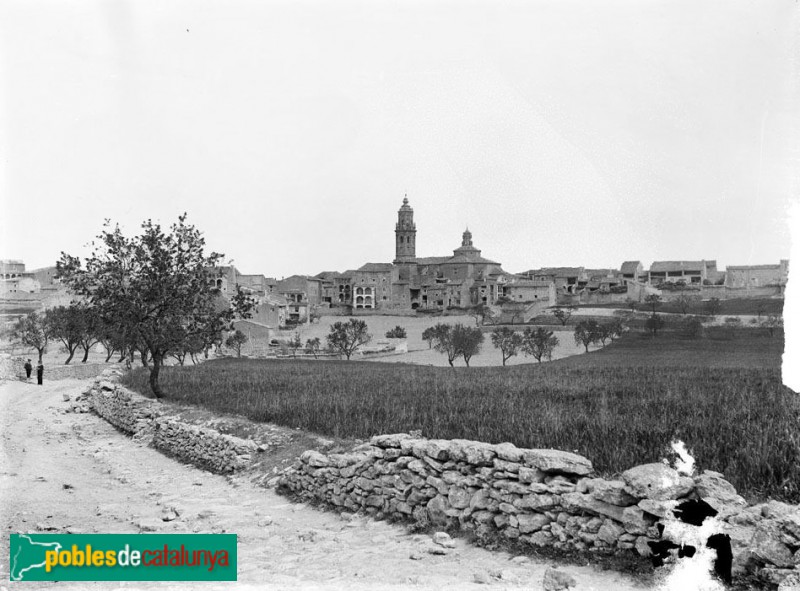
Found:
24,359 -> 32,380
36,361 -> 44,386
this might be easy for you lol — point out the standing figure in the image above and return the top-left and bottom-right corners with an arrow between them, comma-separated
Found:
24,359 -> 32,379
36,361 -> 44,386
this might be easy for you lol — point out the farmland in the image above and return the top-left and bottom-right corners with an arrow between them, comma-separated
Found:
121,329 -> 798,503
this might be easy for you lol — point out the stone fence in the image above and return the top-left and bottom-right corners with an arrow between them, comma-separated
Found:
85,372 -> 257,474
279,434 -> 800,589
2,355 -> 116,381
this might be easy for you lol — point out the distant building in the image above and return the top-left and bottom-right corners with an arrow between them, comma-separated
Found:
0,260 -> 40,294
725,260 -> 789,288
647,260 -> 718,285
620,261 -> 644,283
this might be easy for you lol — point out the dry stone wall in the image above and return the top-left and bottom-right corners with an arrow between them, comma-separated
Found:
84,371 -> 257,474
279,433 -> 800,589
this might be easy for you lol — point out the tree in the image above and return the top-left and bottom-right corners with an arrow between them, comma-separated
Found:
521,327 -> 558,363
57,214 -> 255,397
225,329 -> 248,357
574,320 -> 601,352
326,318 -> 371,360
430,323 -> 459,367
597,323 -> 613,346
624,298 -> 638,313
645,314 -> 665,336
704,297 -> 722,318
674,294 -> 695,315
385,326 -> 407,339
288,332 -> 303,357
552,306 -> 574,326
305,337 -> 321,359
607,317 -> 627,340
490,327 -> 522,366
452,324 -> 484,367
77,304 -> 102,363
762,315 -> 783,337
11,311 -> 49,362
469,303 -> 495,326
46,304 -> 86,364
644,294 -> 662,315
421,327 -> 436,349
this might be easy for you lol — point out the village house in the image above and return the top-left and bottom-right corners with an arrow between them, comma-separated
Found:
647,260 -> 721,285
725,260 -> 789,288
620,261 -> 644,283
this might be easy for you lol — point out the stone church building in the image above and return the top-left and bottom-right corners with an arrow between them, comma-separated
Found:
323,198 -> 547,311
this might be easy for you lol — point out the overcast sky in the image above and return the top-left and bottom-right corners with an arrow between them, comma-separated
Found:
1,0 -> 798,278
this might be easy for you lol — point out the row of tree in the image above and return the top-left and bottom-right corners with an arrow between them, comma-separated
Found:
11,215 -> 257,397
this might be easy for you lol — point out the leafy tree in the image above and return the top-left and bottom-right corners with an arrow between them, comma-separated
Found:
552,306 -> 574,326
430,323 -> 459,367
624,298 -> 638,313
385,326 -> 407,339
77,304 -> 102,363
469,303 -> 495,326
597,323 -> 613,346
305,337 -> 321,359
682,316 -> 704,339
225,329 -> 248,357
574,320 -> 601,352
490,327 -> 522,366
47,304 -> 86,364
452,324 -> 484,367
704,297 -> 722,318
57,214 -> 255,397
421,327 -> 436,349
645,314 -> 665,336
607,317 -> 627,340
11,311 -> 49,362
674,294 -> 695,315
326,318 -> 371,360
644,294 -> 662,314
521,327 -> 558,363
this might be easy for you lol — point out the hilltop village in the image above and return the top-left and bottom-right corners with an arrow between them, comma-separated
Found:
0,198 -> 790,330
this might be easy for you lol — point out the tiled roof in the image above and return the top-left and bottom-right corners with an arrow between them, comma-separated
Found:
620,261 -> 641,274
356,263 -> 394,273
650,261 -> 712,273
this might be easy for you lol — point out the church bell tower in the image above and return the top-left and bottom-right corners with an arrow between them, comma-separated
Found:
394,196 -> 416,263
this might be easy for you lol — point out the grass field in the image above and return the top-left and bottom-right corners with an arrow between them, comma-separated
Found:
121,329 -> 798,503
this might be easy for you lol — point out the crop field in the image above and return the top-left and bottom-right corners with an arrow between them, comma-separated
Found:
121,330 -> 798,503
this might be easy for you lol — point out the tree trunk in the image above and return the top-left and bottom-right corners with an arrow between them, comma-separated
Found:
81,346 -> 90,363
149,353 -> 163,398
64,347 -> 76,364
37,348 -> 45,364
105,349 -> 114,362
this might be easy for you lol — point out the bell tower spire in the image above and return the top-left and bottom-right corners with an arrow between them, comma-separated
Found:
394,195 -> 416,263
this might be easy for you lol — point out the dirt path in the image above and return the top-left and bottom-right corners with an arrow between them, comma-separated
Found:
0,378 -> 651,591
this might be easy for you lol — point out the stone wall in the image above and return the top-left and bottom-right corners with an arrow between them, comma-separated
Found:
4,356 -> 116,382
84,371 -> 257,474
279,433 -> 800,588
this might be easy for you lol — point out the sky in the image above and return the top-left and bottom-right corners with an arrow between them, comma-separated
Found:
0,0 -> 798,279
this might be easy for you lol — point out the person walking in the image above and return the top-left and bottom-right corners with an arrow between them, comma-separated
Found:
36,361 -> 44,386
24,359 -> 32,380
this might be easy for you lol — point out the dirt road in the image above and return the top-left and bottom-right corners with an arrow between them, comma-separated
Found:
0,378 -> 650,591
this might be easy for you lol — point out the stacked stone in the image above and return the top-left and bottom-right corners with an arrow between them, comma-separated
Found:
152,418 -> 257,474
279,434 -> 800,588
86,375 -> 160,435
